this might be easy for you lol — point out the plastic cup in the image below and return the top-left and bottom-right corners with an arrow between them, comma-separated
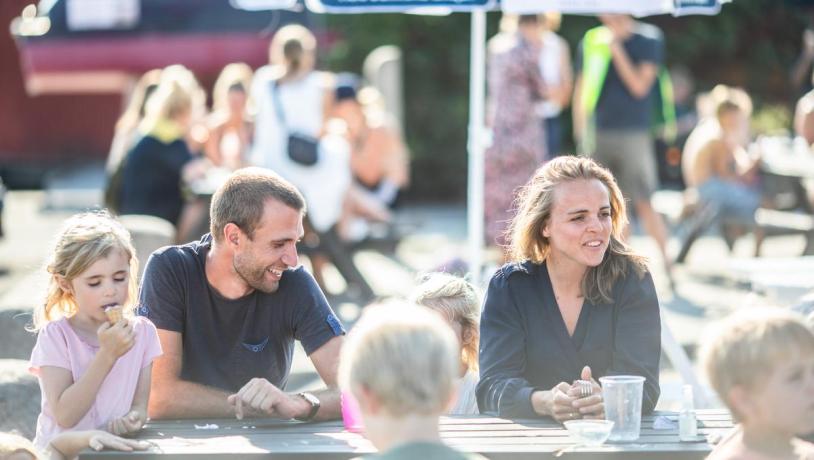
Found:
341,391 -> 364,433
599,375 -> 645,441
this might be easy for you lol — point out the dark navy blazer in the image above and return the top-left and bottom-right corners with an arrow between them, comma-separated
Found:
476,261 -> 661,418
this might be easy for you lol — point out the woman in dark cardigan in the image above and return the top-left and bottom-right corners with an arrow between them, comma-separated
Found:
476,156 -> 660,421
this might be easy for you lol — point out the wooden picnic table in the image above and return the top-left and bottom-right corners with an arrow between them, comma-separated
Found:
79,410 -> 733,459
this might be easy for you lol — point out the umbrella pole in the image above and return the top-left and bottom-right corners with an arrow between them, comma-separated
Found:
466,8 -> 487,286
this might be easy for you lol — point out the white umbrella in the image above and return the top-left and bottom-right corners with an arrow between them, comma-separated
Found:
236,0 -> 728,285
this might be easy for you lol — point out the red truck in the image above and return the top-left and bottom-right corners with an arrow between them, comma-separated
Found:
2,0 -> 310,187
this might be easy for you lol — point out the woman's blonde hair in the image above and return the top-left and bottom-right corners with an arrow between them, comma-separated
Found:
701,308 -> 814,420
140,65 -> 204,131
508,156 -> 647,304
269,24 -> 316,76
0,432 -> 41,460
410,273 -> 480,373
32,211 -> 139,331
212,62 -> 253,115
114,69 -> 163,135
338,302 -> 459,417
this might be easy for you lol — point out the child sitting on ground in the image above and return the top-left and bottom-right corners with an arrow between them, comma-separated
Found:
0,430 -> 148,460
410,273 -> 480,415
28,212 -> 162,449
702,309 -> 814,460
338,303 -> 486,459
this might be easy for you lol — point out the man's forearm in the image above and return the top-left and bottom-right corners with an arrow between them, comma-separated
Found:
149,379 -> 234,419
309,387 -> 341,421
609,43 -> 652,99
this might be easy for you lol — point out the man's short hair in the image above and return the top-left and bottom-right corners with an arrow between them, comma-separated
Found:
338,302 -> 459,417
210,167 -> 306,241
701,308 -> 814,417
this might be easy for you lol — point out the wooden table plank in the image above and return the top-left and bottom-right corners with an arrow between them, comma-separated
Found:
80,410 -> 733,459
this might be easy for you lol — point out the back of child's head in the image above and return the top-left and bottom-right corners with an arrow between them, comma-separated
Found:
0,432 -> 41,460
701,308 -> 814,418
34,211 -> 138,330
410,273 -> 480,373
338,302 -> 460,417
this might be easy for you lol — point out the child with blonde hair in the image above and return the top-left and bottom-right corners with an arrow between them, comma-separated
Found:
702,309 -> 814,460
29,212 -> 161,449
338,303 -> 486,460
0,430 -> 148,460
410,273 -> 480,415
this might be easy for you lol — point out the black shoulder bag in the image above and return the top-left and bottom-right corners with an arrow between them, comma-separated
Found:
271,80 -> 320,166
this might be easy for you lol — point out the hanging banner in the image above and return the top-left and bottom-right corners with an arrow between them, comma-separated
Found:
501,0 -> 674,16
230,0 -> 297,10
307,0 -> 494,13
673,0 -> 722,16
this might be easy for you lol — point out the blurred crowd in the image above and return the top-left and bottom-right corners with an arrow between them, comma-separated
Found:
103,24 -> 410,249
484,13 -> 814,279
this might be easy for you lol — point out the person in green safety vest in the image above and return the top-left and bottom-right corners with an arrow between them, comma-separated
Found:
573,14 -> 674,286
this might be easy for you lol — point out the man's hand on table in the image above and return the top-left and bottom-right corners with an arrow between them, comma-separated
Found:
228,378 -> 310,420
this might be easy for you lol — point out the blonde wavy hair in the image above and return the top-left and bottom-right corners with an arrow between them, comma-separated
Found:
338,303 -> 459,417
701,308 -> 814,420
0,432 -> 41,460
507,156 -> 647,304
410,273 -> 480,373
32,211 -> 139,331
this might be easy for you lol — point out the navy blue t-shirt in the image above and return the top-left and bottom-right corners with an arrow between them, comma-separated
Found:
119,135 -> 192,225
139,234 -> 345,393
576,22 -> 664,131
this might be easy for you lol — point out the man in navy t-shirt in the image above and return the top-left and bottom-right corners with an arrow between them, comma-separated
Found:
141,167 -> 345,421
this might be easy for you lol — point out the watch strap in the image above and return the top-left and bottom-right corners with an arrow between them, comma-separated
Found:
295,392 -> 320,422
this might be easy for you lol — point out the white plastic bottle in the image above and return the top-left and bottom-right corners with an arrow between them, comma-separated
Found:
679,384 -> 698,441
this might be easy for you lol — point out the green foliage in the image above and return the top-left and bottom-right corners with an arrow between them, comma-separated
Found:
322,1 -> 814,201
752,104 -> 793,136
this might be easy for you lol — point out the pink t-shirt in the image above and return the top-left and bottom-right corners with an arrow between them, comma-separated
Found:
29,316 -> 162,449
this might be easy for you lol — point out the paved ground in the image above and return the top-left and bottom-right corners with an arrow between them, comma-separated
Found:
0,166 -> 811,425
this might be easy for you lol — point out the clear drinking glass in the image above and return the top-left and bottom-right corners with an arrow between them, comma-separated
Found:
599,375 -> 645,441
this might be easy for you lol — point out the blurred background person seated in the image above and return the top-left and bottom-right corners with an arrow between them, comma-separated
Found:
104,69 -> 162,213
205,63 -> 254,171
332,76 -> 410,211
684,85 -> 763,254
118,65 -> 209,241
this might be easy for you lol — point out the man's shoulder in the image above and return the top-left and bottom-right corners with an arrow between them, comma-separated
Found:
144,237 -> 208,279
633,22 -> 664,42
279,265 -> 318,290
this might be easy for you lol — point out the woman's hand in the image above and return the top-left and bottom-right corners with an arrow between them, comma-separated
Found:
97,320 -> 135,361
532,382 -> 581,422
568,366 -> 605,419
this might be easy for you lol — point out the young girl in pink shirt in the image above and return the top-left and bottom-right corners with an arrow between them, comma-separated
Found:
28,212 -> 161,449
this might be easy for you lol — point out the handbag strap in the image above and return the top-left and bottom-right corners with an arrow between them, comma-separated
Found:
270,80 -> 288,130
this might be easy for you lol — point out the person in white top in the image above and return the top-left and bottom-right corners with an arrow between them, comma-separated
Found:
410,273 -> 481,415
251,25 -> 333,170
250,25 -> 348,233
536,12 -> 573,157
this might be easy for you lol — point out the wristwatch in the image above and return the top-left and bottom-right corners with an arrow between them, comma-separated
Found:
295,392 -> 321,422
